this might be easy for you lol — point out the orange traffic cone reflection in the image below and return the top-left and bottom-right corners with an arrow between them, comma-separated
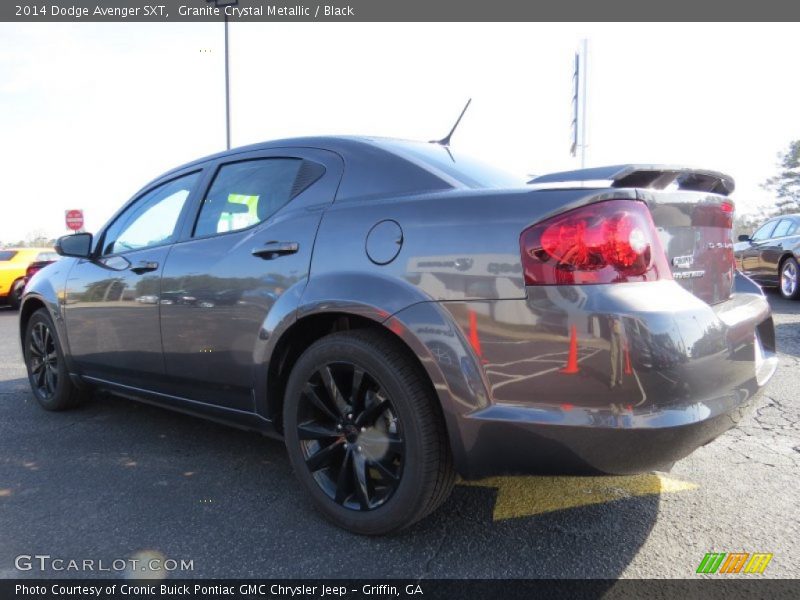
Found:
624,343 -> 633,375
561,325 -> 580,374
468,310 -> 482,359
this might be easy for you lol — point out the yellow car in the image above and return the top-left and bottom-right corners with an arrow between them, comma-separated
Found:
0,248 -> 58,310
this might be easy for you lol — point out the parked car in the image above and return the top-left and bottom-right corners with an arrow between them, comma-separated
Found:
20,138 -> 777,534
734,214 -> 800,299
23,254 -> 59,289
0,248 -> 57,310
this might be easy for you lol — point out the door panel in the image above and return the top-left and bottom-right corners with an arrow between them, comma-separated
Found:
749,241 -> 774,282
64,171 -> 201,384
740,244 -> 760,277
741,220 -> 777,281
159,149 -> 343,411
759,220 -> 796,285
64,248 -> 171,382
758,241 -> 784,285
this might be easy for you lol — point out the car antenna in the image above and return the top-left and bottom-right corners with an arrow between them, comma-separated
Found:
430,98 -> 472,147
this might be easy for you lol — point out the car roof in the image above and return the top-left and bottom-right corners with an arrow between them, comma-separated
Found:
152,136 -> 461,202
161,136 -> 413,177
761,214 -> 800,224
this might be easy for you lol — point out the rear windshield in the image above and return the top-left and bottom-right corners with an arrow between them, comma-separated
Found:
0,251 -> 18,261
377,140 -> 526,189
35,252 -> 58,262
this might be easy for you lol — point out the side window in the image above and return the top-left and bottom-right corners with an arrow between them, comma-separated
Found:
751,221 -> 778,241
787,220 -> 799,236
193,158 -> 303,238
771,219 -> 793,238
102,173 -> 199,255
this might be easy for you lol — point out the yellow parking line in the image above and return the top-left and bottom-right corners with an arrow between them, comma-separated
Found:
460,473 -> 698,521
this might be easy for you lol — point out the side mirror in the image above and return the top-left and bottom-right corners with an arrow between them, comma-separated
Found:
55,232 -> 93,258
737,234 -> 751,242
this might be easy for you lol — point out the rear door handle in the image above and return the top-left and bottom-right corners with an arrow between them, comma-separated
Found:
130,261 -> 159,274
252,241 -> 299,260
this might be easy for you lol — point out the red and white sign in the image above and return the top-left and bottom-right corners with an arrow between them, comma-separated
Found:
65,209 -> 84,232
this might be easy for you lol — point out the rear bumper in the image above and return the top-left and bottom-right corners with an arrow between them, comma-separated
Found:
459,380 -> 765,475
436,275 -> 776,476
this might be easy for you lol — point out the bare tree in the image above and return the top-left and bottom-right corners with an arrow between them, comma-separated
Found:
25,229 -> 51,248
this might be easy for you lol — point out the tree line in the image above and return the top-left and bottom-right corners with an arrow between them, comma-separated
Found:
735,140 -> 800,238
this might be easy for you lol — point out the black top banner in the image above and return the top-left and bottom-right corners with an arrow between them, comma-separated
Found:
4,0 -> 800,22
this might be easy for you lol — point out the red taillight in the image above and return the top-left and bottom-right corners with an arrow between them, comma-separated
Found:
520,199 -> 671,285
25,265 -> 41,279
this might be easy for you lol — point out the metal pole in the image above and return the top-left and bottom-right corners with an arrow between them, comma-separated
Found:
224,13 -> 231,150
579,38 -> 588,169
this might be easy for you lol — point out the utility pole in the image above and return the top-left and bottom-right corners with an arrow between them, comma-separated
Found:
208,0 -> 238,150
224,10 -> 231,150
579,38 -> 588,168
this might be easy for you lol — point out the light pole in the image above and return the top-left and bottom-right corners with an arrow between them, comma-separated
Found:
570,38 -> 589,168
208,0 -> 238,150
578,38 -> 588,169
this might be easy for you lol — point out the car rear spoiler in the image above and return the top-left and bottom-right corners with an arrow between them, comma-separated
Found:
528,164 -> 735,195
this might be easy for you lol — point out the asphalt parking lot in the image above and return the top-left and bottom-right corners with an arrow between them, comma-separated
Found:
0,291 -> 798,579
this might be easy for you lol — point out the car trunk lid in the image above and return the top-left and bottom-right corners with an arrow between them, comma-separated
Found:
644,192 -> 735,305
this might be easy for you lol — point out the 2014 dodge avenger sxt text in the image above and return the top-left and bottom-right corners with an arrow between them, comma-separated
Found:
20,137 -> 778,534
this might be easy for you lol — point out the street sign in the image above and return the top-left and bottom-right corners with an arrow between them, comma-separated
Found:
65,209 -> 84,232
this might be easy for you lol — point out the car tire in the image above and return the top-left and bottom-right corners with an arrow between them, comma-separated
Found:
8,279 -> 24,311
283,329 -> 455,535
23,308 -> 88,411
779,257 -> 800,300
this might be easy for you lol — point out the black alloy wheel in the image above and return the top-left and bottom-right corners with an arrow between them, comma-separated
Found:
24,308 -> 88,411
297,361 -> 404,511
28,320 -> 58,399
283,329 -> 455,535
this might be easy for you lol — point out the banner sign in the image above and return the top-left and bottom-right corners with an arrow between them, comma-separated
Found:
4,0 -> 800,22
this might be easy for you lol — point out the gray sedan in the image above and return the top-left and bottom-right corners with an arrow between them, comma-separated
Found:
20,138 -> 777,534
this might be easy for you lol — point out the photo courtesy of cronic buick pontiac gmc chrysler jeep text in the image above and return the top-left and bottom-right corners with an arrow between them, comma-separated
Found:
20,137 -> 778,534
